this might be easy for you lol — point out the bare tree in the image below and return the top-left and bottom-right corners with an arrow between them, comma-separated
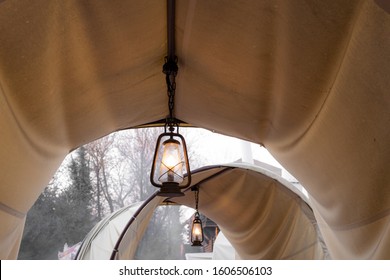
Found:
116,128 -> 160,201
86,135 -> 116,218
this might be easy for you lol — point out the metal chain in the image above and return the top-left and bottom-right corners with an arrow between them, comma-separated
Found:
195,188 -> 199,211
167,72 -> 176,120
163,56 -> 178,132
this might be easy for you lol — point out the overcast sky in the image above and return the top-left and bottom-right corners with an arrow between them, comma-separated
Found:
183,128 -> 298,182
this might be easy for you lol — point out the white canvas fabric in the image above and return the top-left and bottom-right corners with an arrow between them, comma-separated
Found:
77,197 -> 164,260
212,231 -> 237,260
173,164 -> 328,260
0,0 -> 389,259
79,164 -> 327,260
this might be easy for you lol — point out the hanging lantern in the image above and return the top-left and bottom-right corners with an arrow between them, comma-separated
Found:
190,187 -> 204,246
149,0 -> 191,197
191,211 -> 204,246
150,125 -> 191,197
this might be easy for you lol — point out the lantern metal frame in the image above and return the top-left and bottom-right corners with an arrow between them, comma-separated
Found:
150,123 -> 191,197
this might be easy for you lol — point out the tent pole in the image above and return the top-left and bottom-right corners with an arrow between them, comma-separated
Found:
167,0 -> 175,61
